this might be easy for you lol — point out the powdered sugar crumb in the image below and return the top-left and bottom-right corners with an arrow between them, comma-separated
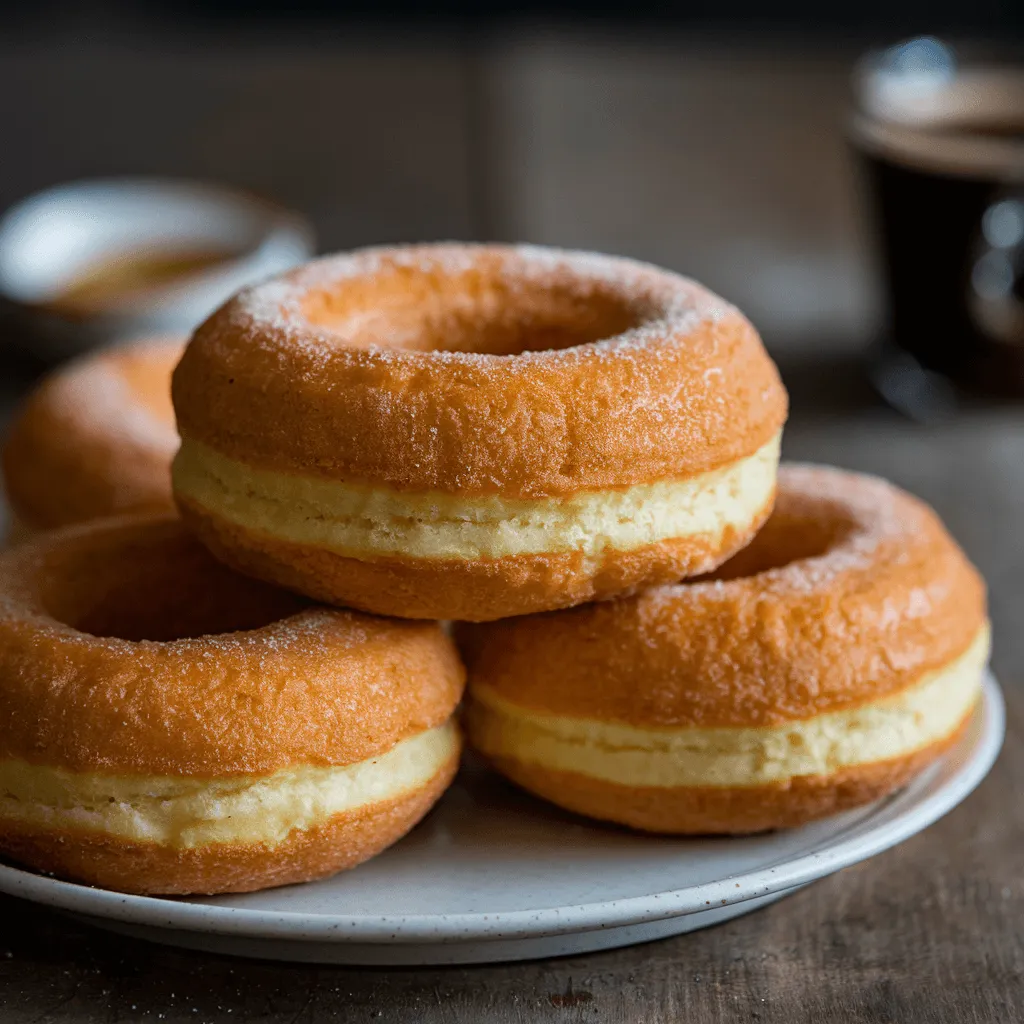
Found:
221,243 -> 737,370
638,464 -> 929,614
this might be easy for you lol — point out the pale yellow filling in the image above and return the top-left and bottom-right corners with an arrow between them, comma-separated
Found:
467,626 -> 989,788
171,434 -> 781,561
0,722 -> 458,850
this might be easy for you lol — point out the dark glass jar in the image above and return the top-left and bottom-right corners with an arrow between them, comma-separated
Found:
851,38 -> 1024,412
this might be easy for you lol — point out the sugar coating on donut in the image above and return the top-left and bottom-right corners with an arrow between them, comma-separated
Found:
643,463 -> 937,604
3,339 -> 183,530
0,514 -> 465,891
0,515 -> 465,775
228,244 -> 729,367
59,362 -> 177,452
460,464 -> 988,830
171,244 -> 787,618
174,244 -> 787,500
458,463 -> 988,728
466,625 -> 987,789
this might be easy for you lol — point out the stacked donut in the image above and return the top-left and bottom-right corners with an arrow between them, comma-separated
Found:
0,244 -> 988,896
3,337 -> 184,537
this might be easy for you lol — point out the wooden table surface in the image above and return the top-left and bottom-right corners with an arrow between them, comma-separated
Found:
0,695 -> 1021,1024
1,365 -> 1020,1024
1,28 -> 1022,1023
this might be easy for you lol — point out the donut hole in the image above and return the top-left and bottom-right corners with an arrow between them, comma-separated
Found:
301,265 -> 647,355
39,519 -> 308,642
705,506 -> 855,581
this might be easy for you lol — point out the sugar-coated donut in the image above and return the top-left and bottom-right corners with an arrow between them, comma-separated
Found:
460,465 -> 989,833
0,515 -> 463,894
2,338 -> 183,538
171,244 -> 786,621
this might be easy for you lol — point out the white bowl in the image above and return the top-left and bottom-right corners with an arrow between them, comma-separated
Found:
0,178 -> 314,356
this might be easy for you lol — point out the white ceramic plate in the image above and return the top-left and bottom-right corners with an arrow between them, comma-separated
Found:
0,674 -> 1004,965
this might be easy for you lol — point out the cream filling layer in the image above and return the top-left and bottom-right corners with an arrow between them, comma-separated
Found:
0,722 -> 458,850
467,626 -> 989,788
171,434 -> 781,561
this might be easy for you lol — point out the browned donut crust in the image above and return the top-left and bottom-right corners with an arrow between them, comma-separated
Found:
176,488 -> 774,621
0,751 -> 458,895
0,514 -> 464,775
460,465 -> 988,832
483,724 -> 966,835
458,465 -> 987,726
3,338 -> 183,531
172,244 -> 786,499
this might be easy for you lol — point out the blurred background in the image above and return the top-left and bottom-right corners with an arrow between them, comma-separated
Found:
1,0 -> 1023,676
2,1 -> 1020,354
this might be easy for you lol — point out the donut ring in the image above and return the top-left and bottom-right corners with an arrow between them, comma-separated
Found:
460,465 -> 989,833
2,338 -> 183,538
171,244 -> 787,621
0,515 -> 463,894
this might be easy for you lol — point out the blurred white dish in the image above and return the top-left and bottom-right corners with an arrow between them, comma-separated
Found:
0,178 -> 313,356
0,674 -> 1003,965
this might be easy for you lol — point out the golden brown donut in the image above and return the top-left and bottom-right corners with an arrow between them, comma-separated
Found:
171,244 -> 787,621
0,514 -> 463,894
460,464 -> 989,834
2,338 -> 183,537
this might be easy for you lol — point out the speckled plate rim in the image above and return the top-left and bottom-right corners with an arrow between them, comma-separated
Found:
0,674 -> 1004,946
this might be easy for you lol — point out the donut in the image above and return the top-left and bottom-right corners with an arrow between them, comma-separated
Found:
2,338 -> 183,538
171,244 -> 787,621
0,514 -> 463,894
460,465 -> 989,833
